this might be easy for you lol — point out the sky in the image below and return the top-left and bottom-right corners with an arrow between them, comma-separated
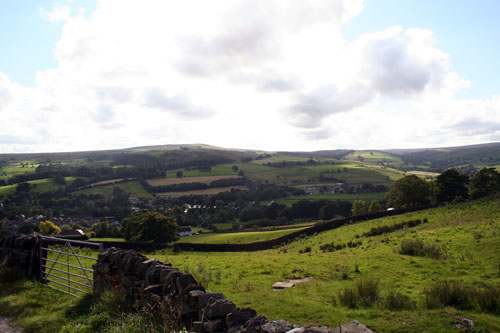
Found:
1,0 -> 499,153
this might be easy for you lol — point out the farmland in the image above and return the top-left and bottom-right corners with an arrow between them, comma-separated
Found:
146,175 -> 242,186
157,185 -> 248,197
158,199 -> 500,332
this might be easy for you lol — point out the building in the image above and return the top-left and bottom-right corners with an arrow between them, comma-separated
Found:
178,226 -> 192,237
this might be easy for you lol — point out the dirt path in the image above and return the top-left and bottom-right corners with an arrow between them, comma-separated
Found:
0,316 -> 22,333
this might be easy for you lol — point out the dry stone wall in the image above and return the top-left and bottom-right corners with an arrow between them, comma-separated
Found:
0,234 -> 42,279
93,247 -> 373,333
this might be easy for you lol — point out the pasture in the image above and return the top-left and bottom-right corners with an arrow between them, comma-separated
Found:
76,180 -> 151,198
158,186 -> 248,197
157,199 -> 500,332
275,192 -> 387,206
146,175 -> 242,186
176,227 -> 308,244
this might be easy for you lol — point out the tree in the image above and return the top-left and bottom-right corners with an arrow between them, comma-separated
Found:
238,170 -> 245,176
469,168 -> 500,199
232,165 -> 239,172
386,175 -> 431,208
435,169 -> 469,203
123,211 -> 178,243
368,200 -> 381,213
352,200 -> 367,215
176,171 -> 183,178
39,220 -> 61,235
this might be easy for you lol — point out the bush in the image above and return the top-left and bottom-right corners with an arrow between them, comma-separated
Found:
384,290 -> 416,311
476,284 -> 500,315
363,219 -> 424,237
299,246 -> 311,254
424,280 -> 474,310
399,239 -> 442,259
338,277 -> 380,308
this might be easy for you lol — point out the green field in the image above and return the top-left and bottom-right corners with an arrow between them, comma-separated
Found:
176,227 -> 307,244
88,237 -> 125,242
76,180 -> 152,198
276,192 -> 387,206
344,151 -> 403,164
0,177 -> 80,197
156,199 -> 500,332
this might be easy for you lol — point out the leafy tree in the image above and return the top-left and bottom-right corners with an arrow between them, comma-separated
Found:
386,175 -> 431,208
123,211 -> 178,243
435,169 -> 469,203
39,220 -> 61,235
352,200 -> 367,215
368,200 -> 381,213
469,167 -> 500,199
16,182 -> 32,193
53,175 -> 66,185
232,165 -> 239,172
238,170 -> 245,176
176,171 -> 183,178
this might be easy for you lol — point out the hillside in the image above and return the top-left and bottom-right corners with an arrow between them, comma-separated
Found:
159,199 -> 500,332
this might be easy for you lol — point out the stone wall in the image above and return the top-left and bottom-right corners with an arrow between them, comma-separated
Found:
93,247 -> 373,333
175,205 -> 435,252
0,234 -> 42,279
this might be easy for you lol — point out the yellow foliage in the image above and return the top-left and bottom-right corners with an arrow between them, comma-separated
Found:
39,220 -> 61,235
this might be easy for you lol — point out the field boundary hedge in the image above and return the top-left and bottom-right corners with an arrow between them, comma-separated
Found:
174,205 -> 435,252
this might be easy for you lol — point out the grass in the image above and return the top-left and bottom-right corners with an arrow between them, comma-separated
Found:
276,192 -> 387,206
158,186 -> 248,197
0,268 -> 167,332
88,237 -> 126,242
76,180 -> 152,198
153,199 -> 500,332
175,227 -> 308,244
0,177 -> 80,197
146,175 -> 241,186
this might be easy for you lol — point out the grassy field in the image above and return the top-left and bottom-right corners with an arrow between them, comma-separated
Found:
158,186 -> 249,197
0,177 -> 80,197
0,162 -> 38,180
155,199 -> 500,332
88,237 -> 126,242
146,175 -> 241,186
176,227 -> 308,244
407,170 -> 441,178
344,151 -> 403,164
76,180 -> 151,198
276,192 -> 387,206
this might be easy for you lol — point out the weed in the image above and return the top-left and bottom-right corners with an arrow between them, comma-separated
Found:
476,284 -> 500,315
299,246 -> 312,254
356,277 -> 380,307
384,290 -> 416,311
399,239 -> 442,259
338,277 -> 380,308
424,280 -> 474,310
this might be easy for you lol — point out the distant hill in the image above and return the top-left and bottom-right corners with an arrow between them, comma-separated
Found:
382,142 -> 500,171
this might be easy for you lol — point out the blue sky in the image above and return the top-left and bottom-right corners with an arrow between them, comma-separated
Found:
0,0 -> 96,86
0,0 -> 499,153
342,0 -> 500,99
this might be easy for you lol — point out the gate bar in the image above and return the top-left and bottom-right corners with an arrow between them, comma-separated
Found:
41,265 -> 94,282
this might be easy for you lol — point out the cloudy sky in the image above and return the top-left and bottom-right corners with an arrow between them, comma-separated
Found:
1,0 -> 500,153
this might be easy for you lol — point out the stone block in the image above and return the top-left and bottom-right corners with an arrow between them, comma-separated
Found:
260,320 -> 294,333
226,308 -> 257,329
204,299 -> 236,320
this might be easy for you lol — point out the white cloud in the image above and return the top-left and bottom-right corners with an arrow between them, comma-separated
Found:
0,0 -> 497,153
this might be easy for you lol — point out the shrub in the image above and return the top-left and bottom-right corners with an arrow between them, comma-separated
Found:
476,284 -> 500,315
339,286 -> 359,309
384,290 -> 416,311
356,277 -> 380,307
399,239 -> 442,259
320,242 -> 335,252
424,280 -> 474,310
338,277 -> 380,308
299,246 -> 312,254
